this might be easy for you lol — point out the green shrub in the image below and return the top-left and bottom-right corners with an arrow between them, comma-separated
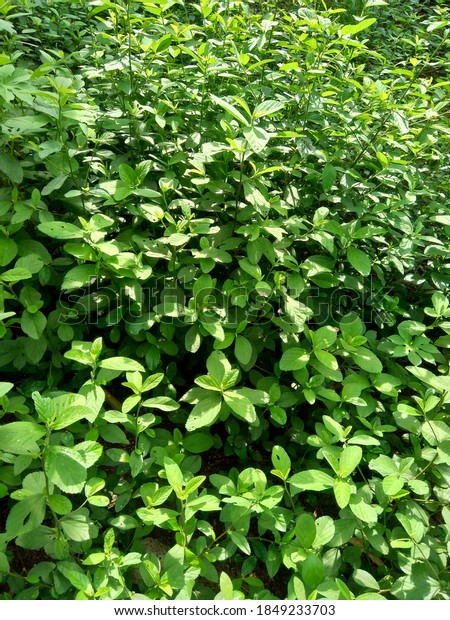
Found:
0,0 -> 449,601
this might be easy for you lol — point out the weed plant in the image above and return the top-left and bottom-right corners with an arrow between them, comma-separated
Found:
0,0 -> 449,601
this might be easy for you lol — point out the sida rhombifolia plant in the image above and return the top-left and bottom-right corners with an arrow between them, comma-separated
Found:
0,0 -> 449,601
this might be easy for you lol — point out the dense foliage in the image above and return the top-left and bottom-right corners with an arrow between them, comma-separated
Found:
0,0 -> 449,601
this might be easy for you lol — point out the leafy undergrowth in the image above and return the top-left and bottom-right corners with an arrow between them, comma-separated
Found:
0,0 -> 450,601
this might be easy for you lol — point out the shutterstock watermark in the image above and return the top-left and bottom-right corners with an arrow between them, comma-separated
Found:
57,275 -> 393,329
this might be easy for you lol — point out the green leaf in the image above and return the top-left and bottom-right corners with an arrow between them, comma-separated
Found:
61,265 -> 98,290
142,373 -> 164,391
0,551 -> 9,574
266,543 -> 282,578
339,445 -> 362,477
109,514 -> 139,530
48,495 -> 72,516
210,94 -> 250,126
141,396 -> 179,411
60,510 -> 96,541
16,525 -> 55,550
44,446 -> 87,494
391,564 -> 440,600
57,561 -> 93,595
0,235 -> 17,267
322,163 -> 337,192
183,433 -> 214,454
253,100 -> 285,119
243,126 -> 270,153
185,392 -> 222,431
206,351 -> 231,383
302,553 -> 324,589
382,475 -> 404,496
290,470 -> 335,493
32,392 -> 92,430
0,267 -> 32,282
288,576 -> 306,600
99,357 -> 145,372
351,347 -> 383,373
230,530 -> 251,555
294,513 -> 316,549
347,246 -> 371,276
219,571 -> 234,600
0,422 -> 46,455
0,382 -> 13,397
164,457 -> 184,491
184,475 -> 206,496
279,348 -> 310,371
185,326 -> 201,353
312,326 -> 338,350
42,174 -> 68,196
341,18 -> 376,36
234,335 -> 253,366
271,445 -> 291,478
349,496 -> 381,523
334,480 -> 351,509
194,375 -> 222,391
20,310 -> 46,339
314,349 -> 338,370
0,152 -> 23,184
353,569 -> 379,590
37,221 -> 84,240
223,390 -> 257,424
118,163 -> 136,186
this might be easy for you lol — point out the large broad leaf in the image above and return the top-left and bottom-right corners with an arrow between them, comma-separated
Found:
234,335 -> 253,366
347,246 -> 372,276
391,564 -> 440,600
185,392 -> 222,431
351,347 -> 383,373
0,234 -> 17,266
210,94 -> 250,126
334,479 -> 351,509
322,163 -> 337,192
61,265 -> 98,290
314,349 -> 338,371
32,392 -> 92,430
290,470 -> 335,493
223,390 -> 257,424
0,422 -> 46,455
16,525 -> 55,550
271,445 -> 291,479
339,445 -> 363,477
37,221 -> 84,240
294,513 -> 316,549
182,433 -> 214,454
206,351 -> 232,383
341,18 -> 376,36
99,357 -> 145,372
0,152 -> 23,183
20,310 -> 47,339
243,126 -> 270,153
349,495 -> 381,523
312,326 -> 338,350
302,553 -> 324,589
44,446 -> 87,493
406,365 -> 450,402
279,348 -> 310,371
57,561 -> 94,595
6,494 -> 47,539
60,510 -> 97,542
0,267 -> 32,283
229,530 -> 251,555
141,396 -> 179,411
252,99 -> 285,119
